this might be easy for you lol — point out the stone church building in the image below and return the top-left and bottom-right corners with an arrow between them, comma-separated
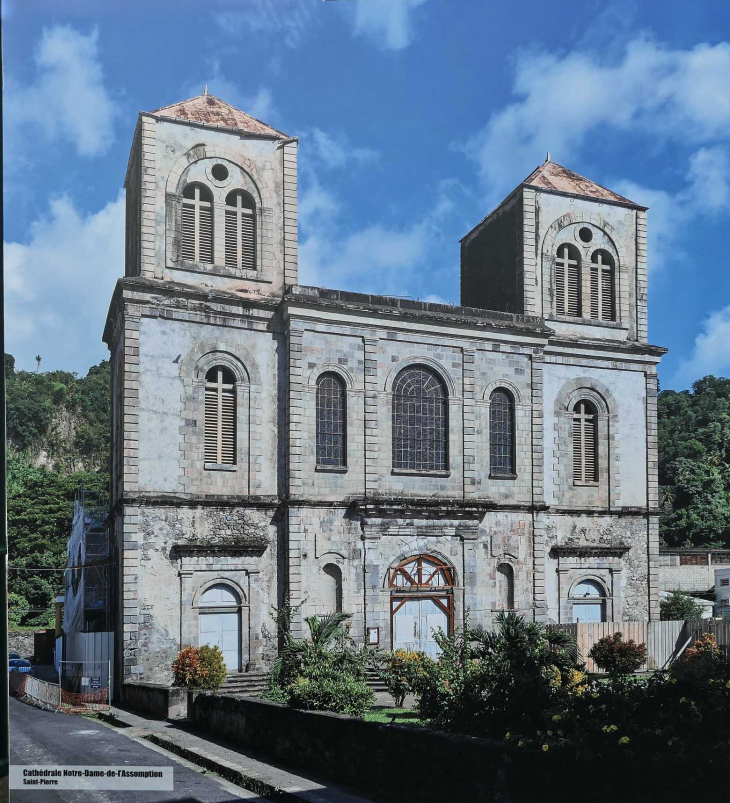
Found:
104,92 -> 665,684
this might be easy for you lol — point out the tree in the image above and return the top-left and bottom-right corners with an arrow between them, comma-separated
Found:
658,376 -> 730,548
660,591 -> 705,621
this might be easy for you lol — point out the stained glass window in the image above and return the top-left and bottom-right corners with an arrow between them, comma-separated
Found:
392,366 -> 447,471
489,389 -> 515,476
316,373 -> 346,466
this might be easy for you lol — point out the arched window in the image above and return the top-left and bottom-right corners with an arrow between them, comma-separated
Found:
182,183 -> 213,263
224,190 -> 256,271
554,243 -> 581,316
572,400 -> 598,483
200,583 -> 241,607
321,564 -> 343,613
571,579 -> 606,623
316,373 -> 346,467
589,250 -> 615,321
392,366 -> 447,472
205,366 -> 236,465
489,389 -> 515,476
497,564 -> 515,610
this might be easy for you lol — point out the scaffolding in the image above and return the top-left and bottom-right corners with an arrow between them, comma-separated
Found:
63,488 -> 111,635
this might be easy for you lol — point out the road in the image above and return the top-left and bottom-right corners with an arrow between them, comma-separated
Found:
9,696 -> 260,802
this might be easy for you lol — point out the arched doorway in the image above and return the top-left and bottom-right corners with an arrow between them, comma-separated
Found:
390,555 -> 454,656
571,579 -> 606,623
198,583 -> 241,672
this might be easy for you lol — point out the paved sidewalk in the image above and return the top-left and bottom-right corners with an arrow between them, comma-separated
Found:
103,706 -> 375,803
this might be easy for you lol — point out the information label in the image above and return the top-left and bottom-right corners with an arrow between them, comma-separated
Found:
10,766 -> 174,791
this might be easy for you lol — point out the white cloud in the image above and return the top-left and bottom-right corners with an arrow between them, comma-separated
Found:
6,26 -> 117,158
353,0 -> 428,51
299,222 -> 430,294
308,129 -> 379,170
464,38 -> 730,199
676,306 -> 730,384
4,194 -> 125,373
214,0 -> 315,48
612,146 -> 730,271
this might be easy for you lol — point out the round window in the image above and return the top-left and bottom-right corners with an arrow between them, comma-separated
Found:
211,163 -> 229,181
578,227 -> 593,243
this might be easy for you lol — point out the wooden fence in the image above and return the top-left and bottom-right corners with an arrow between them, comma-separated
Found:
546,619 -> 728,673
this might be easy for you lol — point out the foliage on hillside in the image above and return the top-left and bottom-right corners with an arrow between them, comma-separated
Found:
658,376 -> 730,548
5,354 -> 110,628
5,354 -> 110,472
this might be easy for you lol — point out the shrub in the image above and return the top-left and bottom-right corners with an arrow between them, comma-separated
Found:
660,591 -> 705,621
264,608 -> 373,715
172,645 -> 227,690
287,670 -> 374,716
376,649 -> 425,707
671,633 -> 726,682
588,632 -> 646,676
416,612 -> 579,736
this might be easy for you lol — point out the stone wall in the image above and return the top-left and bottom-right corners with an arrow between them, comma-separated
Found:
9,631 -> 36,659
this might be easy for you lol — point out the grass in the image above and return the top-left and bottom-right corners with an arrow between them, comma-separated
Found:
362,707 -> 425,726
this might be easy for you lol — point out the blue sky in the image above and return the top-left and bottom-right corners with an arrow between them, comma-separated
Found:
4,0 -> 730,390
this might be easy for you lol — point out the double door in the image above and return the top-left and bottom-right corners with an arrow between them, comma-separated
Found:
392,596 -> 450,657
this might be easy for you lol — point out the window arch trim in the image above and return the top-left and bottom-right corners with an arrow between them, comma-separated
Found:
192,577 -> 247,609
384,356 -> 456,396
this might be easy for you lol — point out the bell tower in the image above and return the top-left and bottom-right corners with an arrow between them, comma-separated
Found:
460,157 -> 649,343
124,90 -> 298,297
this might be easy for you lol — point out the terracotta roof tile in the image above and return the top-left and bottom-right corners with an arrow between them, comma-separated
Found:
523,159 -> 640,207
149,92 -> 289,138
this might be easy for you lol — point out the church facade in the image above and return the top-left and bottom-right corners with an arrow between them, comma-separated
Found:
105,93 -> 666,685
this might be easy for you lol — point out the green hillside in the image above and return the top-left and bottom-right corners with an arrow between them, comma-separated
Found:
6,355 -> 110,628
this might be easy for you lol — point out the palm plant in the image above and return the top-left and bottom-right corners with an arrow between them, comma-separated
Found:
469,611 -> 578,673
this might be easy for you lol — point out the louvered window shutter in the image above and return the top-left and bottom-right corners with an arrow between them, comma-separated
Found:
555,245 -> 580,316
225,191 -> 256,271
572,401 -> 598,483
181,184 -> 214,264
589,251 -> 615,322
204,368 -> 236,465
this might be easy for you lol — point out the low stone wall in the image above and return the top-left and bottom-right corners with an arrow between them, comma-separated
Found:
186,693 -> 574,802
120,683 -> 187,720
9,631 -> 37,659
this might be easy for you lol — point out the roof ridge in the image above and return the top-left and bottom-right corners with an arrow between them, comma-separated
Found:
522,158 -> 640,207
148,92 -> 289,139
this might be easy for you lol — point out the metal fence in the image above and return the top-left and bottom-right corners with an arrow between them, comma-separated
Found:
9,673 -> 61,711
547,619 -> 728,673
58,660 -> 111,713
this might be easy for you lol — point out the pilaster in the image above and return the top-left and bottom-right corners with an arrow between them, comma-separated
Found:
363,336 -> 380,497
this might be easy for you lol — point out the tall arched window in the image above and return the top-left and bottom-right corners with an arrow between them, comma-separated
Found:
489,388 -> 515,476
316,373 -> 346,467
496,564 -> 515,610
554,243 -> 581,316
182,183 -> 213,263
224,190 -> 256,271
572,400 -> 598,483
589,249 -> 615,321
205,366 -> 236,465
392,366 -> 447,472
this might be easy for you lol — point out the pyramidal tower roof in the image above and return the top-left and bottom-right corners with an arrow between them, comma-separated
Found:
522,157 -> 642,208
149,89 -> 289,139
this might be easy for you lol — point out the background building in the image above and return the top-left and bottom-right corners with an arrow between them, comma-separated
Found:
105,93 -> 665,685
